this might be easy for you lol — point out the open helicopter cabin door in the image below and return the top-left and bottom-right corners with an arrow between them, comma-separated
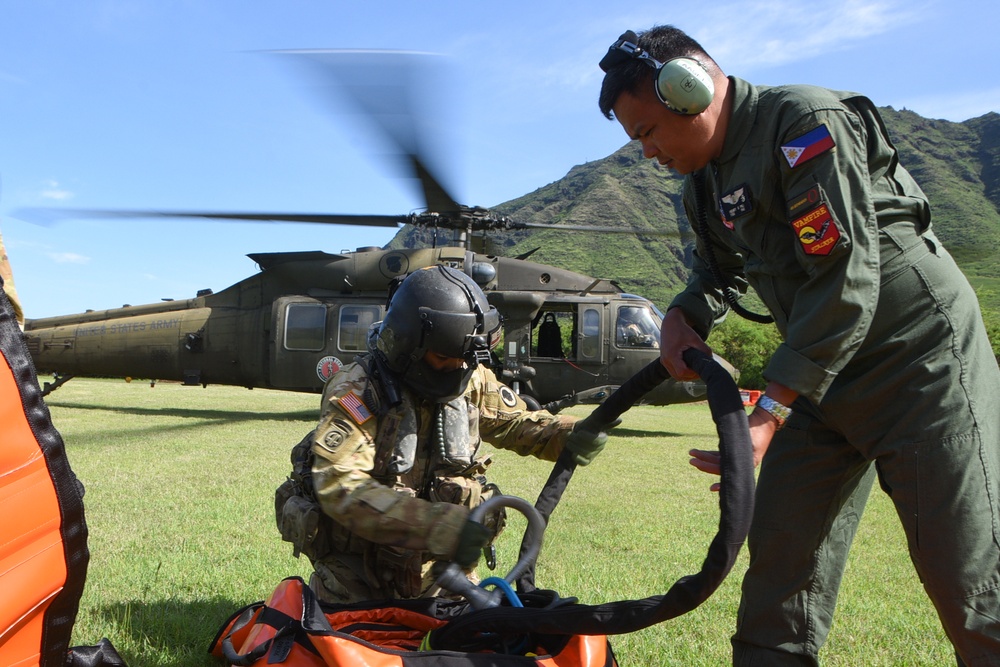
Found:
269,297 -> 383,391
525,301 -> 610,404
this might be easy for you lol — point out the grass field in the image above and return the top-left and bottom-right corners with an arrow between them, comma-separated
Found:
43,378 -> 954,665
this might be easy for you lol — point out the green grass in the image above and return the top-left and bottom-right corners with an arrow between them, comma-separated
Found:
44,378 -> 952,665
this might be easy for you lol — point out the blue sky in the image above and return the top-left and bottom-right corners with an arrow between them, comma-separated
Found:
2,0 -> 998,318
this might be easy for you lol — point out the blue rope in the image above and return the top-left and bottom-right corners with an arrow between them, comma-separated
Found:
478,577 -> 524,607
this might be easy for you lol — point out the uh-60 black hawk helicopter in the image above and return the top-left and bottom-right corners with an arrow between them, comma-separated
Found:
21,50 -> 735,411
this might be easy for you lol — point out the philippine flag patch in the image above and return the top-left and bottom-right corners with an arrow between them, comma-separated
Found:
781,124 -> 835,168
338,391 -> 372,425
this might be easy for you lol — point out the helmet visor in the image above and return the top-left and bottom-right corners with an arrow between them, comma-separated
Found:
417,303 -> 501,358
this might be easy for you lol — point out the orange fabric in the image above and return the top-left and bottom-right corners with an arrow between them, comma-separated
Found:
209,606 -> 263,661
313,637 -> 404,667
0,350 -> 68,666
213,577 -> 618,667
534,635 -> 617,667
326,606 -> 445,652
226,579 -> 326,667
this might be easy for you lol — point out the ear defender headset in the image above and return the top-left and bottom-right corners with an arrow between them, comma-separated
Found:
599,30 -> 714,115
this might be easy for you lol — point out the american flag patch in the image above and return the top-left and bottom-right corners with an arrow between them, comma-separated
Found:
338,391 -> 372,425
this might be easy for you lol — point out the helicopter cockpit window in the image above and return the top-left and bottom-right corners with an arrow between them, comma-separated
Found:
616,305 -> 660,348
339,305 -> 382,352
284,303 -> 327,351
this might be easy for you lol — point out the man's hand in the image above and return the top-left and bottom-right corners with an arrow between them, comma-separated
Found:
453,519 -> 492,568
564,418 -> 620,466
688,409 -> 778,491
660,308 -> 712,381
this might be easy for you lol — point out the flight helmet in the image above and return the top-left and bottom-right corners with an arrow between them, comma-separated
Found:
372,265 -> 501,402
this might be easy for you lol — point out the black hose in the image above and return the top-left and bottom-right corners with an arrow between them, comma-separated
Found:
515,357 -> 672,593
432,348 -> 755,647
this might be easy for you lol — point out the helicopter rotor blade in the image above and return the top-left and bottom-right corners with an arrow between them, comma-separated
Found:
410,153 -> 462,214
13,207 -> 406,228
275,49 -> 463,216
508,220 -> 684,237
14,50 -> 690,249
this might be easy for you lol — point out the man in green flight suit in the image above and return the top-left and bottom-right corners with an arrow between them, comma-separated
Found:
275,265 -> 613,603
598,24 -> 1000,666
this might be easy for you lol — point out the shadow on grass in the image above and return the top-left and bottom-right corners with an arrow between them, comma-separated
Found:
45,402 -> 317,422
90,596 -> 260,667
612,427 -> 684,438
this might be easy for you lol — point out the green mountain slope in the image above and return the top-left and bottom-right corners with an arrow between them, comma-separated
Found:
393,108 -> 1000,318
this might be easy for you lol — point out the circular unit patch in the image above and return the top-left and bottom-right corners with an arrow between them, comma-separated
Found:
499,385 -> 519,408
316,355 -> 344,383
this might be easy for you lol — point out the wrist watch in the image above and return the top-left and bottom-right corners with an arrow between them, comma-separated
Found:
756,395 -> 792,429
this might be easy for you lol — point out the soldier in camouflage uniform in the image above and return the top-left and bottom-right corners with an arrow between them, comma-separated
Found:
0,230 -> 23,329
598,25 -> 1000,666
276,265 -> 613,603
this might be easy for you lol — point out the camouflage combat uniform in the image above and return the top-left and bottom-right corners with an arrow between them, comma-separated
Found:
0,231 -> 23,328
276,355 -> 575,604
672,77 -> 1000,664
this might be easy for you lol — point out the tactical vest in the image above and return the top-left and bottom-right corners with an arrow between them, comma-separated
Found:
275,362 -> 505,598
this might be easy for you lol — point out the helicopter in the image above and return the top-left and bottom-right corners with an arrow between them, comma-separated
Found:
19,50 -> 735,410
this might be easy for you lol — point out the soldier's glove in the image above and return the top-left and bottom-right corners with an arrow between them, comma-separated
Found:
453,519 -> 492,569
564,418 -> 620,466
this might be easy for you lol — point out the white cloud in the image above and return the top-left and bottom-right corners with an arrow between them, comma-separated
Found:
695,0 -> 924,69
40,181 -> 74,201
515,1 -> 926,96
47,252 -> 90,265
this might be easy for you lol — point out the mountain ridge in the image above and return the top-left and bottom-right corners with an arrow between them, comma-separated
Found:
393,107 -> 1000,322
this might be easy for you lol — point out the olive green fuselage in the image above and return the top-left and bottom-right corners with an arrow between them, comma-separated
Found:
26,246 -> 709,405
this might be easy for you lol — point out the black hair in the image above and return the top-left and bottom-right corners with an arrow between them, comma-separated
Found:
598,25 -> 713,119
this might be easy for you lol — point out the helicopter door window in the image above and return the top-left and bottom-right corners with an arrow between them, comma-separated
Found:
284,303 -> 327,351
338,305 -> 382,352
580,307 -> 601,360
615,305 -> 660,348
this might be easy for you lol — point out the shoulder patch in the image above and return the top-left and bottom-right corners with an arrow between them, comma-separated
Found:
499,385 -> 519,408
315,418 -> 355,454
338,390 -> 373,425
791,203 -> 841,255
321,426 -> 346,451
781,124 -> 835,168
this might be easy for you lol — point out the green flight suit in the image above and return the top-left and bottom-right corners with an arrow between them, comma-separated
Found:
277,357 -> 575,604
671,77 -> 1000,665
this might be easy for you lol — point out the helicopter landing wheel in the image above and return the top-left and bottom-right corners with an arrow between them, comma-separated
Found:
519,393 -> 542,411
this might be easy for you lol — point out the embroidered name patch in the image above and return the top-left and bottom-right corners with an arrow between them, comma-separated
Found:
781,124 -> 835,168
719,184 -> 753,227
787,184 -> 823,217
338,390 -> 373,425
791,203 -> 841,255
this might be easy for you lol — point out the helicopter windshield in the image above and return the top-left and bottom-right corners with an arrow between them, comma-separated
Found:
615,305 -> 660,349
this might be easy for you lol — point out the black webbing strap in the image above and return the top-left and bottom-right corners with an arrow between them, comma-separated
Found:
220,605 -> 322,665
515,355 -> 675,593
433,349 -> 755,646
